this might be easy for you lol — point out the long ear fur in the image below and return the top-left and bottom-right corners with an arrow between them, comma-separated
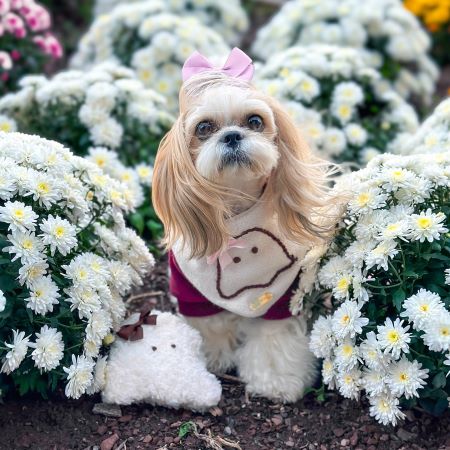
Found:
152,116 -> 233,259
266,95 -> 337,243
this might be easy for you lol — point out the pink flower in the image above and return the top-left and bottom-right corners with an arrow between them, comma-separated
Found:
0,0 -> 11,16
44,33 -> 62,58
10,0 -> 23,9
0,51 -> 13,70
22,3 -> 50,31
10,49 -> 20,60
3,11 -> 26,37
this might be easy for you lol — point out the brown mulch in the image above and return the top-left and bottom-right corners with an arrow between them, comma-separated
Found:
1,255 -> 450,450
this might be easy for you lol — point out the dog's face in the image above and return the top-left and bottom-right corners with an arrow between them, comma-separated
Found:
185,85 -> 279,183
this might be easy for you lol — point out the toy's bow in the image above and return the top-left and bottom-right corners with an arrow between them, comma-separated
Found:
117,306 -> 157,341
207,237 -> 247,269
182,47 -> 254,82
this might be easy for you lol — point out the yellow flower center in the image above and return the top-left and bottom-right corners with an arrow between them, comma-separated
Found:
35,289 -> 42,298
280,67 -> 290,77
95,157 -> 106,167
387,330 -> 399,343
337,277 -> 350,292
300,80 -> 313,92
399,372 -> 408,382
420,304 -> 429,312
121,173 -> 132,182
54,226 -> 65,238
341,314 -> 350,325
338,104 -> 351,118
357,192 -> 370,207
440,327 -> 450,337
37,182 -> 50,195
0,122 -> 11,132
22,239 -> 33,250
342,344 -> 353,357
137,167 -> 151,178
77,269 -> 87,280
343,374 -> 353,384
392,169 -> 404,180
13,208 -> 24,220
386,223 -> 399,232
417,217 -> 432,229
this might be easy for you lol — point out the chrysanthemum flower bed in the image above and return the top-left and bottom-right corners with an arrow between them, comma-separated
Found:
71,2 -> 229,112
0,62 -> 174,240
0,0 -> 63,94
401,98 -> 450,156
302,151 -> 450,426
256,45 -> 419,166
0,132 -> 155,398
92,0 -> 248,46
252,0 -> 438,107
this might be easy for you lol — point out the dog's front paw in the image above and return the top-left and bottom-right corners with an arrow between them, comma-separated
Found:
236,317 -> 317,402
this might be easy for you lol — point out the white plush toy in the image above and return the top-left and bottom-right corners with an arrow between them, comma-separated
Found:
100,308 -> 222,411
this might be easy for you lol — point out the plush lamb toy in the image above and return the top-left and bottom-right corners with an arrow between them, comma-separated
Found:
100,308 -> 222,411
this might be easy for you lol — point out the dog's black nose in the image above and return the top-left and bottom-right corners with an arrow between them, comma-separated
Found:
221,131 -> 243,148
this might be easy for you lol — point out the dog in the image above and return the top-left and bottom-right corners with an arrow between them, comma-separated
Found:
152,48 -> 334,402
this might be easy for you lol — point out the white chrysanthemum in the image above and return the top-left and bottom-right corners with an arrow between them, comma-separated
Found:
345,123 -> 367,146
322,358 -> 336,388
362,369 -> 387,397
332,273 -> 353,300
0,289 -> 5,312
360,331 -> 390,371
3,231 -> 45,264
40,215 -> 78,256
323,128 -> 347,155
386,357 -> 429,399
17,259 -> 49,287
309,315 -> 335,359
85,310 -> 112,347
377,318 -> 411,360
63,354 -> 95,399
1,330 -> 30,375
333,82 -> 364,105
365,240 -> 399,271
0,168 -> 16,200
331,300 -> 369,340
369,393 -> 405,426
336,368 -> 362,400
65,286 -> 102,319
86,355 -> 108,395
422,315 -> 450,352
0,200 -> 38,233
408,210 -> 448,243
401,289 -> 446,331
25,275 -> 60,316
378,219 -> 409,241
318,255 -> 352,288
135,164 -> 153,186
25,174 -> 62,209
29,325 -> 65,372
335,338 -> 360,371
348,187 -> 387,215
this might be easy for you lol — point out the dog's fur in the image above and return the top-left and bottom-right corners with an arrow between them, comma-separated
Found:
152,71 -> 334,402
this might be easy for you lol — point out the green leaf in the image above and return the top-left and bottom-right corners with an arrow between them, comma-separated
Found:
178,422 -> 195,439
392,288 -> 406,312
432,372 -> 447,389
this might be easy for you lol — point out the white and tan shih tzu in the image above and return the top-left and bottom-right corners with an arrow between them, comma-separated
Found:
152,48 -> 335,402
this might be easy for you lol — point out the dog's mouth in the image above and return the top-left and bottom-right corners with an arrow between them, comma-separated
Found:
219,146 -> 251,170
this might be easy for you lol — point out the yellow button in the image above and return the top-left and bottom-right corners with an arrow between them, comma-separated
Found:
250,292 -> 273,311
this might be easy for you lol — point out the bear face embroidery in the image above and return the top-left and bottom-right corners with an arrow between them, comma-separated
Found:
215,227 -> 297,299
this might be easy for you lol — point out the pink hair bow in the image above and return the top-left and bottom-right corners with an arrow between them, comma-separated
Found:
207,237 -> 247,269
182,47 -> 254,82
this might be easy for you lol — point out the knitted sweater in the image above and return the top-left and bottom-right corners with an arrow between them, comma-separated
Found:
170,189 -> 309,319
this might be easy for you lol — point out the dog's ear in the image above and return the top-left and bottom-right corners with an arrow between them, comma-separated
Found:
152,117 -> 230,258
266,96 -> 336,243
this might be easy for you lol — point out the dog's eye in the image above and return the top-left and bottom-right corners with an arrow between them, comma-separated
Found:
247,115 -> 264,132
195,121 -> 215,140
